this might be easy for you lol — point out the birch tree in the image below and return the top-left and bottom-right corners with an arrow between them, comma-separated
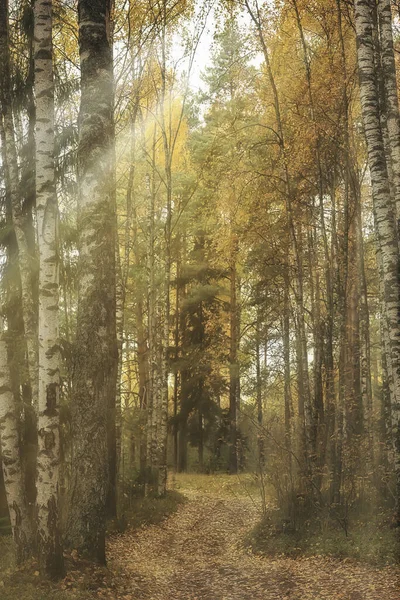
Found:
354,0 -> 400,517
34,0 -> 64,578
0,312 -> 33,562
378,0 -> 400,224
0,0 -> 38,417
0,0 -> 36,565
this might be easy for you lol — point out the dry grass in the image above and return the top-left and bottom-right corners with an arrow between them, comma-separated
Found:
170,471 -> 271,506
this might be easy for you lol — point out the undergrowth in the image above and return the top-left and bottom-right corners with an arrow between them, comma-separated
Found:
114,489 -> 185,532
247,508 -> 400,566
172,471 -> 266,501
0,544 -> 95,600
0,491 -> 184,599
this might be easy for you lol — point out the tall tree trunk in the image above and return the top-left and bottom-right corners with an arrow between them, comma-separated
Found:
255,312 -> 264,467
354,0 -> 400,518
0,5 -> 38,524
34,0 -> 64,578
0,316 -> 33,562
0,0 -> 38,419
146,163 -> 157,493
344,210 -> 363,456
136,297 -> 148,475
378,0 -> 400,224
380,318 -> 392,493
127,112 -> 149,478
229,236 -> 238,474
19,14 -> 38,511
356,175 -> 374,465
67,0 -> 117,562
283,275 -> 293,480
173,254 -> 181,472
293,0 -> 327,477
158,7 -> 171,497
112,246 -> 123,517
178,264 -> 188,474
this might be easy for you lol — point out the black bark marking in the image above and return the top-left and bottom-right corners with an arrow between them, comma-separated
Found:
35,49 -> 52,60
45,382 -> 57,416
44,430 -> 55,451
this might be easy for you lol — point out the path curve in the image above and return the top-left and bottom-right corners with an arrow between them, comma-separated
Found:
108,490 -> 400,600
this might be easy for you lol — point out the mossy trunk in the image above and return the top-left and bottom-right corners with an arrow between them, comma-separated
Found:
66,0 -> 117,563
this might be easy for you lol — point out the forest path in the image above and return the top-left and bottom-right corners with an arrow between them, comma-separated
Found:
107,476 -> 400,600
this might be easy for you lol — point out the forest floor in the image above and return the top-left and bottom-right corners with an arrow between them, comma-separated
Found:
1,473 -> 400,599
107,474 -> 400,600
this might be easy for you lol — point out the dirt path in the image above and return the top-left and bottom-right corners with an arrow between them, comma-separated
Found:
108,489 -> 400,600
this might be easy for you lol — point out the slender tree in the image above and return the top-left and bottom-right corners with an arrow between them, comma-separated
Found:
34,0 -> 64,578
0,312 -> 33,562
0,0 -> 38,417
0,0 -> 35,566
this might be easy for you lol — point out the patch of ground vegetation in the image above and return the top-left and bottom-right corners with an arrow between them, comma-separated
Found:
114,488 -> 186,532
0,549 -> 97,600
171,471 -> 268,502
0,490 -> 184,600
247,507 -> 400,566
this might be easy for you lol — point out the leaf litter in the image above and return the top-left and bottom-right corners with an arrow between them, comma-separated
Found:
107,486 -> 400,600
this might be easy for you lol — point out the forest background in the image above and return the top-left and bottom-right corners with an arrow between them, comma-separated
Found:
0,0 -> 400,595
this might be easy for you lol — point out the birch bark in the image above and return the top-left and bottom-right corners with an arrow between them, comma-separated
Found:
34,0 -> 64,578
0,0 -> 38,416
0,316 -> 33,562
378,0 -> 400,224
354,0 -> 400,515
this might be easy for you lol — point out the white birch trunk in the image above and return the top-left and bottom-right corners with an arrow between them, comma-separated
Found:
354,0 -> 400,517
0,317 -> 33,562
157,9 -> 171,497
0,0 -> 38,415
378,0 -> 400,224
145,171 -> 156,494
34,0 -> 64,578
